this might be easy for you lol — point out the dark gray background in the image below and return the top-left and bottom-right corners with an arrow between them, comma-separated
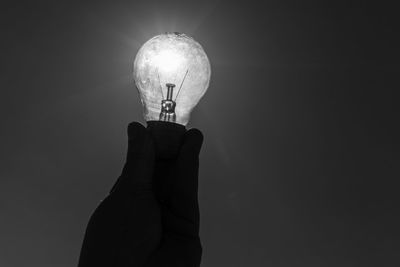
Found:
1,1 -> 399,266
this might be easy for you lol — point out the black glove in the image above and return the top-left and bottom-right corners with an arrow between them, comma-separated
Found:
78,121 -> 203,267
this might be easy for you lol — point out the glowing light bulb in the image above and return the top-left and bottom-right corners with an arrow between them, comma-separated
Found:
133,32 -> 211,125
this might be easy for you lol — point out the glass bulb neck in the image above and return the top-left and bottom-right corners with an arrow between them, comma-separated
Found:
160,83 -> 176,122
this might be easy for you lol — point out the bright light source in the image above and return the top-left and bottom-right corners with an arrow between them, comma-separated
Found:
133,32 -> 211,125
153,49 -> 185,74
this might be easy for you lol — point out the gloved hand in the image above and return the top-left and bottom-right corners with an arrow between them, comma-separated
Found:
78,121 -> 203,267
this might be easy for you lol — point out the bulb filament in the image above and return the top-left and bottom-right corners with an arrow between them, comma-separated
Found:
158,69 -> 189,123
174,69 -> 189,101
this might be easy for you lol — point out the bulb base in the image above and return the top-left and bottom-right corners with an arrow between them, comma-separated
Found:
146,121 -> 186,159
159,99 -> 176,122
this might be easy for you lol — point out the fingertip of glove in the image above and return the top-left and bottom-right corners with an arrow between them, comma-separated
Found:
126,122 -> 155,162
182,128 -> 204,156
127,122 -> 147,141
186,128 -> 204,143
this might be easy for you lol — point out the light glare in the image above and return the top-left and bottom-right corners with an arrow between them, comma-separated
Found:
153,50 -> 185,73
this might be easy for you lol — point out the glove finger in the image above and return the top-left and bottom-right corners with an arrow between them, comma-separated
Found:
165,128 -> 203,237
110,122 -> 155,196
174,128 -> 203,197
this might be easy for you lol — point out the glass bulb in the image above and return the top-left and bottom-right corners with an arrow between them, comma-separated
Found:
133,32 -> 211,125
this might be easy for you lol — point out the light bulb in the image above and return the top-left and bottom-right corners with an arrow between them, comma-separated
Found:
133,32 -> 211,126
